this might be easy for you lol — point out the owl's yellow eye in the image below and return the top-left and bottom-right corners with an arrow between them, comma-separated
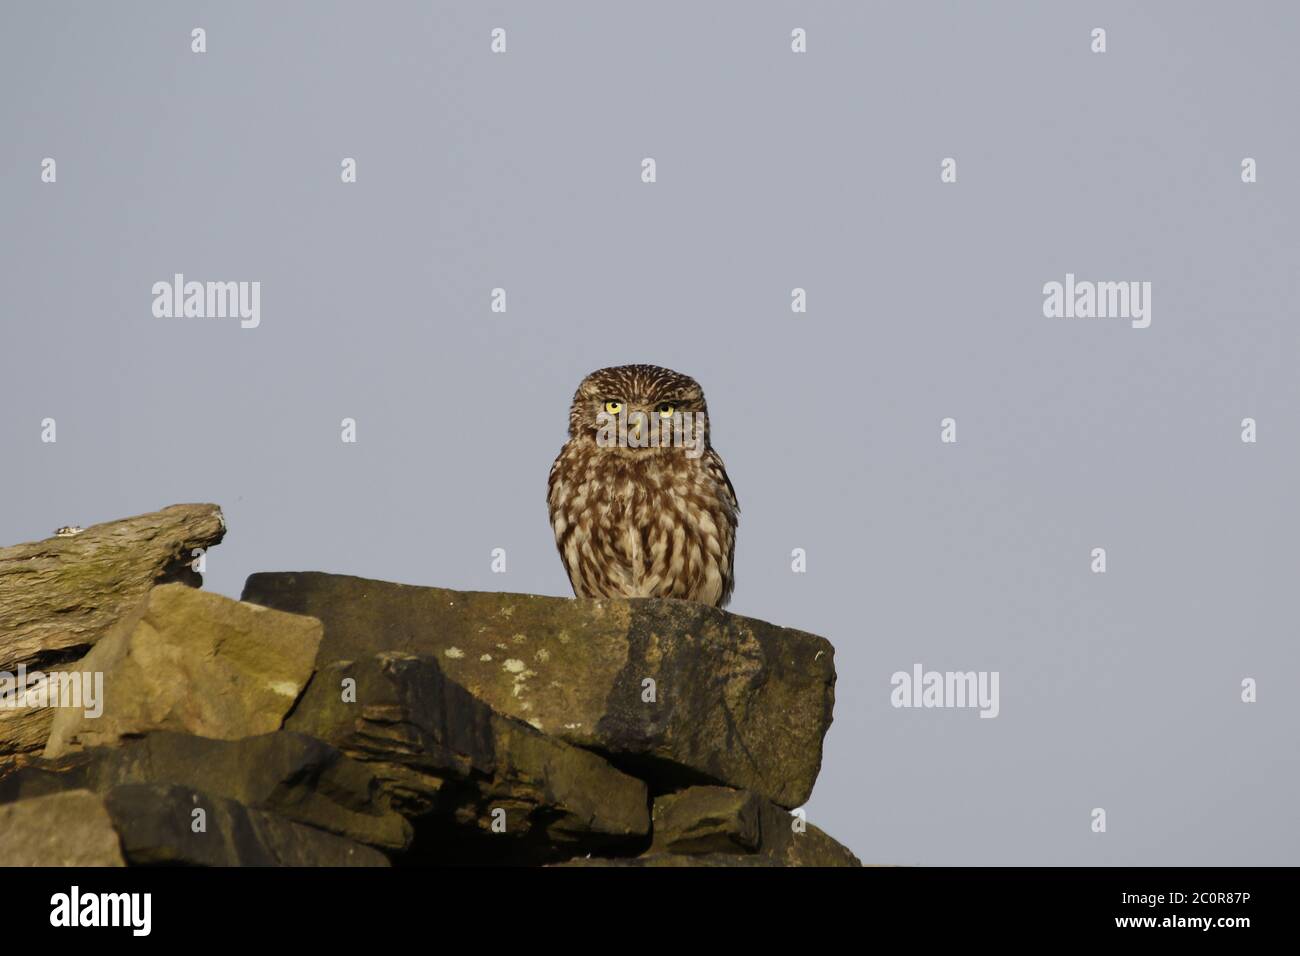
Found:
604,400 -> 623,415
656,403 -> 676,418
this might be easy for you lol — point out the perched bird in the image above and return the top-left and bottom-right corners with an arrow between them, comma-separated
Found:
548,364 -> 739,607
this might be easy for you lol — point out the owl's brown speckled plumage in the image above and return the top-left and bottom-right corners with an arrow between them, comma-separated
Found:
548,364 -> 739,607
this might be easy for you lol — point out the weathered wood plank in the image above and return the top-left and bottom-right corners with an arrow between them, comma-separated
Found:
0,503 -> 225,763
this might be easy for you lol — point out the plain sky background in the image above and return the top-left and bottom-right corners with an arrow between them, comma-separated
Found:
3,1 -> 1298,865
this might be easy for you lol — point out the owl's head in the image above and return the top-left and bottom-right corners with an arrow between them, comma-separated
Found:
567,364 -> 710,455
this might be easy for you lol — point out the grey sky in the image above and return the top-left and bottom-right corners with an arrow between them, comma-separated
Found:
2,1 -> 1297,864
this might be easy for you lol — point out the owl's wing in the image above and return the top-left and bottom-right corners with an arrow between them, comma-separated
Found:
705,447 -> 739,515
547,444 -> 570,497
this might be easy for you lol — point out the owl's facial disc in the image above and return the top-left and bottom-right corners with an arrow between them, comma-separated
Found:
568,366 -> 709,457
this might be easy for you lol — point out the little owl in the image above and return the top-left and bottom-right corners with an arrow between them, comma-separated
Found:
548,364 -> 739,607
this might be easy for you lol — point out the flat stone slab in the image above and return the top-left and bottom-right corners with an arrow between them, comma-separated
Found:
287,652 -> 649,863
244,572 -> 835,808
103,783 -> 389,867
45,584 -> 321,757
0,789 -> 126,866
647,784 -> 862,866
1,730 -> 410,852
